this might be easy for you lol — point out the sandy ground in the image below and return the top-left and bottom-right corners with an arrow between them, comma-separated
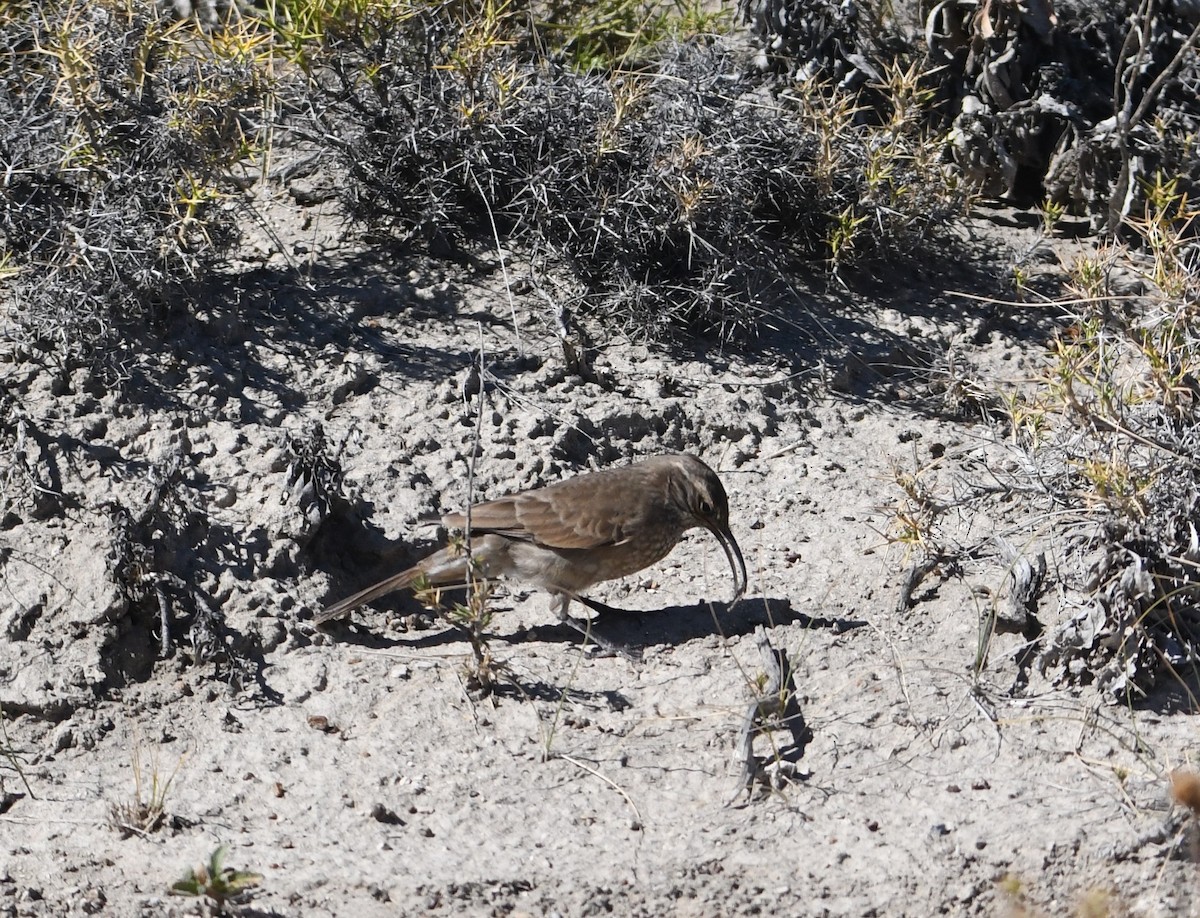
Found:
1,177 -> 1198,917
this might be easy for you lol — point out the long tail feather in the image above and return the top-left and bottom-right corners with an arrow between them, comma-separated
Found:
314,545 -> 482,625
314,567 -> 421,624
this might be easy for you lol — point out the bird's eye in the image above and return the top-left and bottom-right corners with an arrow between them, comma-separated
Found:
698,498 -> 713,516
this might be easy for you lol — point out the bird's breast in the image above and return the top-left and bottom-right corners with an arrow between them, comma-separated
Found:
578,525 -> 684,584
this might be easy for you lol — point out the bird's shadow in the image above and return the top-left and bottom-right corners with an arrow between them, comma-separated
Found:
554,594 -> 867,647
319,595 -> 865,654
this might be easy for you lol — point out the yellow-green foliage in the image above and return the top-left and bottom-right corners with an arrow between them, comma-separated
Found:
539,0 -> 733,71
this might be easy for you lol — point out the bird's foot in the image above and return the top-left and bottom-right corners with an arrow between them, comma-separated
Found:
575,595 -> 646,619
561,614 -> 642,661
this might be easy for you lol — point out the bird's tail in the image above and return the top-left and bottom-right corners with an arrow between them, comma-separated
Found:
313,566 -> 423,625
314,544 -> 480,625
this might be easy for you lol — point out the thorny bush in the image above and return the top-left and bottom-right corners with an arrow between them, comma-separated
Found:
300,0 -> 966,340
0,0 -> 268,362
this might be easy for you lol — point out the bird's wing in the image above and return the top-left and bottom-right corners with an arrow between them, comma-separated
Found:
442,474 -> 643,549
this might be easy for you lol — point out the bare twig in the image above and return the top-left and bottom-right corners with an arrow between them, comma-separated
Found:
733,626 -> 806,798
559,754 -> 643,830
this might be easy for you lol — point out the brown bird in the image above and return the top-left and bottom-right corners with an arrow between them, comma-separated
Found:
315,453 -> 746,635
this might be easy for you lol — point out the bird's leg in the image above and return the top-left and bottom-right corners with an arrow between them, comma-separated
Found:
549,593 -> 638,659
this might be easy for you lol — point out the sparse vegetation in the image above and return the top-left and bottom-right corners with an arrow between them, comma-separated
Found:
1007,181 -> 1200,695
998,873 -> 1129,918
747,0 -> 1200,230
288,0 -> 967,341
109,743 -> 184,837
412,564 -> 508,697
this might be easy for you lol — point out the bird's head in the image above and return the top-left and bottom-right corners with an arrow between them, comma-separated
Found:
667,454 -> 747,602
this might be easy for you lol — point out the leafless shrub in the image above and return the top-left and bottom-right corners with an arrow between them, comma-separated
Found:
737,0 -> 903,87
933,0 -> 1200,231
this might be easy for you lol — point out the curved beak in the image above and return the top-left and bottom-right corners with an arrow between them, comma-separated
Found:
705,520 -> 747,603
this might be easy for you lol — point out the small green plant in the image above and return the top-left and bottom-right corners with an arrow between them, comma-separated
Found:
259,0 -> 402,67
1131,316 -> 1197,419
1065,251 -> 1112,301
1045,315 -> 1119,423
879,58 -> 935,132
1011,264 -> 1030,299
440,0 -> 521,116
1040,196 -> 1066,235
541,0 -> 731,72
799,83 -> 861,194
1000,390 -> 1049,448
170,845 -> 262,913
872,458 -> 957,614
1073,454 -> 1151,521
1126,172 -> 1197,298
882,460 -> 946,565
827,204 -> 869,273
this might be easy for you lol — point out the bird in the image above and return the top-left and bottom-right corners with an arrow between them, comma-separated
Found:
314,453 -> 746,638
